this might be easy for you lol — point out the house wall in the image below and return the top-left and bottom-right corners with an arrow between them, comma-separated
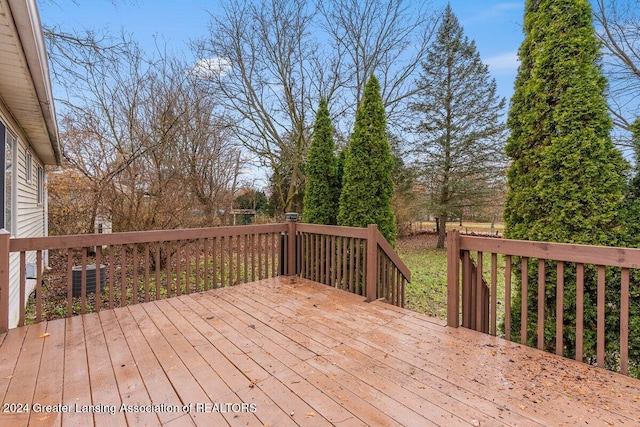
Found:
1,106 -> 47,328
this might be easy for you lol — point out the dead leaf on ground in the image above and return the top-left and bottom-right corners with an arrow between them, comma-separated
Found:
39,333 -> 50,338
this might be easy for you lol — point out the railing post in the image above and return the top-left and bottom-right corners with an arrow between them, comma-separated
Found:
447,229 -> 460,327
0,229 -> 10,332
366,224 -> 378,302
285,213 -> 298,276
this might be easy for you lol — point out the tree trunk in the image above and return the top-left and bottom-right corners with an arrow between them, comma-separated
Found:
437,215 -> 446,249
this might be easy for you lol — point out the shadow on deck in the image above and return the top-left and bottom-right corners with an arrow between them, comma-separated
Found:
1,277 -> 639,426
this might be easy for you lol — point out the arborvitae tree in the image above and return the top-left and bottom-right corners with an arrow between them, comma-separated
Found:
338,75 -> 396,245
504,0 -> 628,364
302,99 -> 339,224
411,4 -> 506,248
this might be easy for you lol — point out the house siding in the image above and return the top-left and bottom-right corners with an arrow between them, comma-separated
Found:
1,107 -> 47,328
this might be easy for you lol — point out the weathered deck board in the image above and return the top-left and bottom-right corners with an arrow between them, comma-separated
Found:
1,277 -> 639,426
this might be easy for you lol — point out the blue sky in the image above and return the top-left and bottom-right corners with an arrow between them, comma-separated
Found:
38,0 -> 525,104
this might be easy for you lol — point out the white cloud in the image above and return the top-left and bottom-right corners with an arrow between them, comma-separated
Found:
482,2 -> 522,18
191,57 -> 232,78
485,51 -> 519,73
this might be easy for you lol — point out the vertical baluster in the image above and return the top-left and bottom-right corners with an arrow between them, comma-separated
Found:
331,236 -> 336,287
244,234 -> 249,283
537,259 -> 545,350
96,247 -> 102,312
144,243 -> 150,302
505,255 -> 512,341
213,237 -> 218,288
597,265 -> 605,368
109,246 -> 115,309
67,249 -> 73,316
490,253 -> 497,336
19,252 -> 26,326
576,263 -> 584,362
556,261 -> 564,356
155,244 -> 161,300
121,245 -> 128,306
271,233 -> 276,278
336,238 -> 342,289
132,245 -> 139,304
258,234 -> 263,281
355,239 -> 362,294
195,239 -> 201,292
166,242 -> 172,297
236,235 -> 241,285
521,257 -> 528,345
81,247 -> 88,314
221,236 -> 227,286
36,250 -> 42,323
621,268 -> 630,375
475,251 -> 483,332
204,238 -> 210,291
342,237 -> 348,291
462,251 -> 471,329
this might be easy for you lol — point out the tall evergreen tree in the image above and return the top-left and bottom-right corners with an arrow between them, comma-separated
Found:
504,0 -> 628,362
411,4 -> 506,249
338,75 -> 396,245
302,99 -> 339,224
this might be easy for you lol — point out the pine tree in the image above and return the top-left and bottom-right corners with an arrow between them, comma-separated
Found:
411,4 -> 505,248
504,0 -> 628,362
338,75 -> 396,245
302,99 -> 339,224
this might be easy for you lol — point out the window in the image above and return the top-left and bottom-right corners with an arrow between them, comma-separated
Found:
25,150 -> 32,184
37,165 -> 44,206
0,122 -> 16,234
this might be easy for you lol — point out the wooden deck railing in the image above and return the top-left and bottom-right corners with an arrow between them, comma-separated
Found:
447,230 -> 640,376
0,221 -> 409,331
294,224 -> 410,307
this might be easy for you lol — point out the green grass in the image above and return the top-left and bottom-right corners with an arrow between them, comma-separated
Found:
399,246 -> 449,319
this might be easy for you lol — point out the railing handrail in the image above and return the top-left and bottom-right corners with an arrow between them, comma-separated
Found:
294,222 -> 411,282
295,223 -> 368,239
374,229 -> 411,282
10,223 -> 289,252
459,235 -> 640,269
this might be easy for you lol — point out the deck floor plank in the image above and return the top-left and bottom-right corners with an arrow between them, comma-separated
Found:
113,306 -> 185,425
82,313 -> 128,426
98,309 -> 160,427
126,304 -> 228,427
1,277 -> 640,426
0,325 -> 27,404
29,320 -> 66,427
60,316 -> 93,426
2,322 -> 47,427
147,300 -> 261,427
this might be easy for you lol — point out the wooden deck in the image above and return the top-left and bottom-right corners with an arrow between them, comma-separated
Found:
0,278 -> 639,426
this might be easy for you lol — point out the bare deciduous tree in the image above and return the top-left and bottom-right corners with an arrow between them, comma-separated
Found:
318,0 -> 437,134
194,0 -> 317,214
593,0 -> 640,147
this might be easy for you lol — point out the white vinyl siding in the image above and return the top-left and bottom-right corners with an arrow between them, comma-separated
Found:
3,119 -> 47,328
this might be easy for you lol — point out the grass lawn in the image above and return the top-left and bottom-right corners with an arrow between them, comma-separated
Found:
397,232 -> 508,332
396,233 -> 449,319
